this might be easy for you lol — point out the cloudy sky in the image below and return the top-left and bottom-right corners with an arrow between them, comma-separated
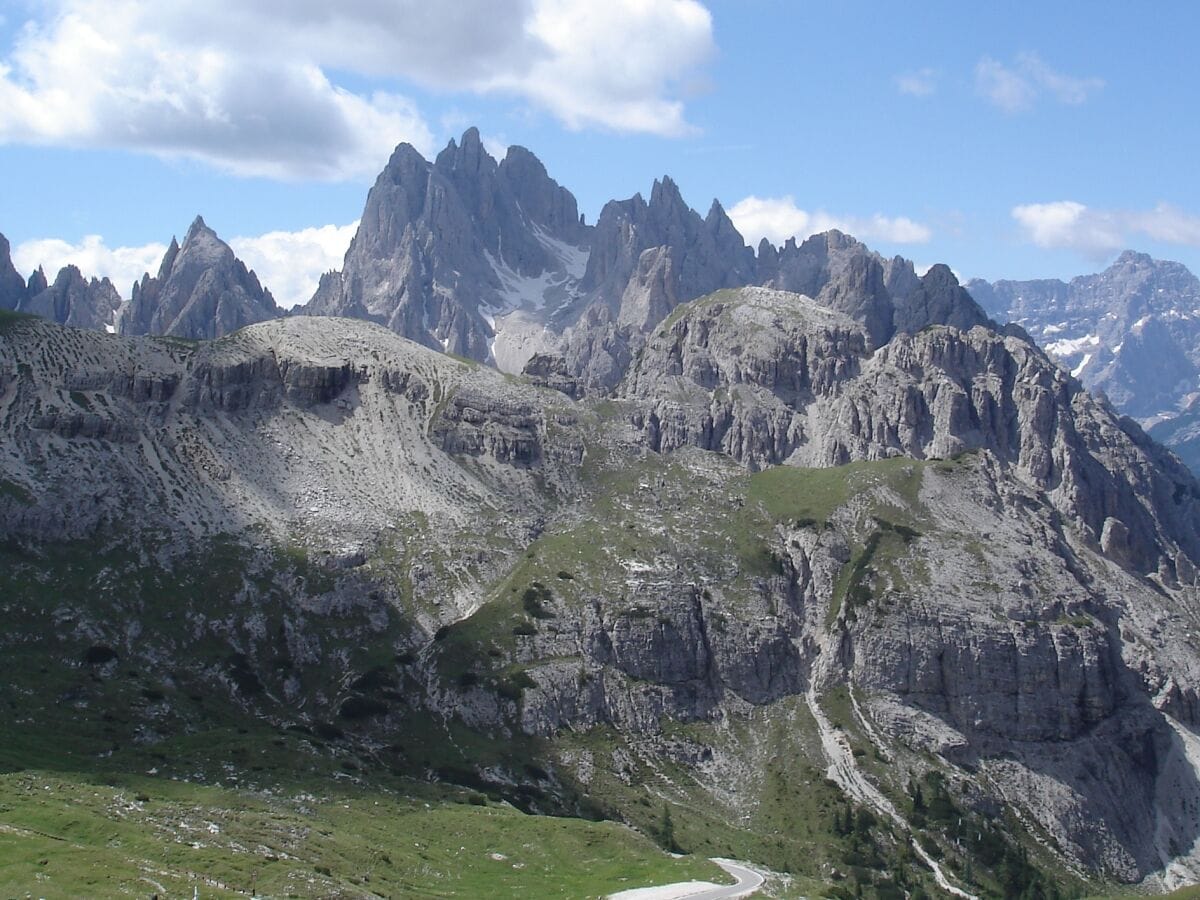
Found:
2,0 -> 1199,307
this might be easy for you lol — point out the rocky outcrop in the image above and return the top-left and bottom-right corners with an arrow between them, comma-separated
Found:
621,287 -> 1200,576
760,230 -> 894,348
0,232 -> 26,311
892,263 -> 991,335
20,264 -> 121,331
116,216 -> 280,340
579,179 -> 755,324
305,128 -> 591,362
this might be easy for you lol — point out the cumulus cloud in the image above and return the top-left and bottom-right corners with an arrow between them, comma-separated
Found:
729,196 -> 932,247
0,0 -> 715,179
1012,201 -> 1200,258
976,52 -> 1103,113
11,235 -> 167,294
895,68 -> 937,97
0,2 -> 435,179
231,222 -> 358,309
485,0 -> 715,136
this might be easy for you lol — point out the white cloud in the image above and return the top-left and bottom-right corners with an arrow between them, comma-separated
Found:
1012,200 -> 1200,258
11,235 -> 167,294
231,222 -> 358,309
485,0 -> 715,136
0,2 -> 435,180
895,68 -> 937,97
0,0 -> 715,179
729,195 -> 932,247
976,52 -> 1103,113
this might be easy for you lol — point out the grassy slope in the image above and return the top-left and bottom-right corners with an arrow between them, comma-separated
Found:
0,762 -> 722,898
0,531 -> 724,898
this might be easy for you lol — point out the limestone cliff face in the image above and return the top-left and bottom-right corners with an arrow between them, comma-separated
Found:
116,216 -> 280,340
623,287 -> 1200,579
20,264 -> 121,332
305,128 -> 591,362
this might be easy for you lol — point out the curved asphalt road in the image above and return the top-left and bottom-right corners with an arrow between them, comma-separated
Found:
607,857 -> 765,900
696,859 -> 765,899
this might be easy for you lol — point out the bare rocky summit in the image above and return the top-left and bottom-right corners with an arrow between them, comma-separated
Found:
116,216 -> 281,340
0,232 -> 122,330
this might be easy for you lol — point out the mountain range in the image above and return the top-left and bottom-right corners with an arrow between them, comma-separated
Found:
5,129 -> 1200,896
10,129 -> 1200,474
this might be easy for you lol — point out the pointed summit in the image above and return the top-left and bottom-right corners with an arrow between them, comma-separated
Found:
117,218 -> 279,340
435,126 -> 495,178
26,267 -> 48,297
307,127 -> 592,361
187,214 -> 210,237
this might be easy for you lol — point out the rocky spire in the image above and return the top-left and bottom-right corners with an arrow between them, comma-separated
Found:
117,216 -> 280,340
304,128 -> 593,361
26,267 -> 48,297
0,232 -> 27,311
20,264 -> 121,331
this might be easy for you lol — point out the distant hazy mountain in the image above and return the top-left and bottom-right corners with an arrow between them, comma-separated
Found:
968,252 -> 1200,422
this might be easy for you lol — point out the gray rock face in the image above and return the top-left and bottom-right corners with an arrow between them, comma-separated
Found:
760,230 -> 895,348
892,263 -> 991,335
579,179 -> 755,323
19,264 -> 121,331
303,130 -> 989,397
116,216 -> 280,340
621,287 -> 1200,577
0,233 -> 26,312
305,128 -> 591,362
969,251 -> 1200,422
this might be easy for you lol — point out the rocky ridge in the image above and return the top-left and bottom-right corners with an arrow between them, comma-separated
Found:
0,233 -> 123,331
298,130 -> 973,396
304,127 -> 591,366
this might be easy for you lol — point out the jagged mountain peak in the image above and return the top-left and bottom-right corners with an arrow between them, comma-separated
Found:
26,266 -> 48,296
116,217 -> 278,340
893,262 -> 991,335
649,174 -> 686,210
435,125 -> 496,177
186,214 -> 212,238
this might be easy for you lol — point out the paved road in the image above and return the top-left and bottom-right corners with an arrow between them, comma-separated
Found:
607,858 -> 765,900
696,860 -> 765,899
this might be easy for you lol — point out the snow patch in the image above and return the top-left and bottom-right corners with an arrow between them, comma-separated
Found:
1046,334 -> 1100,358
483,227 -> 588,316
1072,354 -> 1092,378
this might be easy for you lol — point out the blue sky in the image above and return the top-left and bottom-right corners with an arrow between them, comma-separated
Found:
2,0 -> 1199,307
